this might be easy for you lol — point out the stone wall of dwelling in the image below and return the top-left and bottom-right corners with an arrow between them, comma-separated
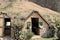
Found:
23,13 -> 49,35
11,28 -> 14,38
0,17 -> 14,38
0,18 -> 4,37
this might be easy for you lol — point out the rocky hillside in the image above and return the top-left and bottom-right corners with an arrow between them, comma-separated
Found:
0,0 -> 60,12
29,0 -> 60,12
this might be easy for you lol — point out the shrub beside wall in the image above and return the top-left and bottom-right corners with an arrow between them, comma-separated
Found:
19,29 -> 34,40
41,27 -> 55,38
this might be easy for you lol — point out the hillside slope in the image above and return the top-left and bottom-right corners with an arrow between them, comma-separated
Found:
29,0 -> 60,12
0,0 -> 60,18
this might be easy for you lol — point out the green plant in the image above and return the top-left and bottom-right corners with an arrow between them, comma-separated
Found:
19,29 -> 34,40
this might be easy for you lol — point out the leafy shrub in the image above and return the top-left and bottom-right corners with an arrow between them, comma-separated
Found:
19,29 -> 34,40
57,27 -> 60,39
41,27 -> 55,38
57,31 -> 60,39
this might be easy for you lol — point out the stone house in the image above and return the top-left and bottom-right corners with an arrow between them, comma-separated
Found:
0,10 -> 50,38
23,11 -> 49,35
0,12 -> 11,37
0,0 -> 60,38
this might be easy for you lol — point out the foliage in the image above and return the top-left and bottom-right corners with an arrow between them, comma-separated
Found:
51,17 -> 60,39
41,26 -> 55,38
19,29 -> 34,40
57,30 -> 60,39
11,16 -> 24,40
41,15 -> 60,39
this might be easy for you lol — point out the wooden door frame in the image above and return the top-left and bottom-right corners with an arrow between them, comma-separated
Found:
31,18 -> 40,35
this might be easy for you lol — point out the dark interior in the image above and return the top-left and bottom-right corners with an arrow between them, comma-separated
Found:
32,18 -> 40,35
4,18 -> 11,36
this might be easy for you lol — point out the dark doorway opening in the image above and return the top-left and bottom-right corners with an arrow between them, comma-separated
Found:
4,18 -> 11,36
32,18 -> 40,35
